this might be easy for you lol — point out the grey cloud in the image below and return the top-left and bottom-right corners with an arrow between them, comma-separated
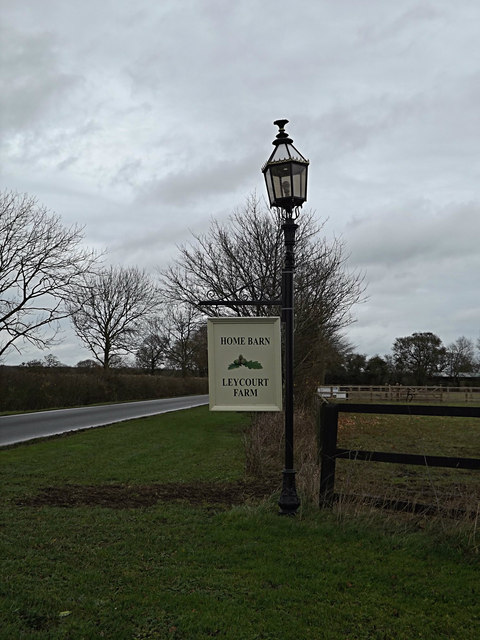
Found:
111,160 -> 144,187
2,0 -> 480,364
136,153 -> 258,208
348,200 -> 480,269
0,26 -> 81,133
358,3 -> 441,45
57,156 -> 79,171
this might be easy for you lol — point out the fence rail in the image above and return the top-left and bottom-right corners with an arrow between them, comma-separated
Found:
317,402 -> 480,508
318,385 -> 480,403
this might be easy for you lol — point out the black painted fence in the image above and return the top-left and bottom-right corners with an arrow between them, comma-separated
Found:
318,402 -> 480,509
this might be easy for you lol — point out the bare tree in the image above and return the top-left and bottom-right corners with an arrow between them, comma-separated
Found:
69,266 -> 160,369
136,306 -> 207,376
189,323 -> 208,377
163,304 -> 203,377
160,194 -> 365,387
43,353 -> 64,367
445,336 -> 476,384
161,195 -> 283,318
0,191 -> 98,359
136,317 -> 169,374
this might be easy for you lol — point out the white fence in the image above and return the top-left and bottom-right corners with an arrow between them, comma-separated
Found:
317,385 -> 480,403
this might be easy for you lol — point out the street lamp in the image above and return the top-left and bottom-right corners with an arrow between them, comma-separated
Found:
262,119 -> 309,515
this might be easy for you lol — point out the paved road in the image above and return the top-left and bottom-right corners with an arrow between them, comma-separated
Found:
0,395 -> 209,447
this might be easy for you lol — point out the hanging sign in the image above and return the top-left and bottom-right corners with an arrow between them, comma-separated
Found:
207,317 -> 283,412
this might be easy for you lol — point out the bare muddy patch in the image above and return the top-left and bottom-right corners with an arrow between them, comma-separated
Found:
16,479 -> 278,509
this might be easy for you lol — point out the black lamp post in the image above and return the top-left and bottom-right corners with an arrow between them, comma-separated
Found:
262,119 -> 309,515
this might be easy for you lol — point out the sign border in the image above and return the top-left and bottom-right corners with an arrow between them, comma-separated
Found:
207,317 -> 283,412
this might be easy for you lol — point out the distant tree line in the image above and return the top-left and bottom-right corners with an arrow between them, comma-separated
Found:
325,332 -> 480,386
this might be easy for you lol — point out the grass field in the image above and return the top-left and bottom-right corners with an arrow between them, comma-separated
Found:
335,411 -> 480,512
1,406 -> 479,639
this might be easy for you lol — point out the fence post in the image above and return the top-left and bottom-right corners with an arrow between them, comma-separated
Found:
318,402 -> 339,508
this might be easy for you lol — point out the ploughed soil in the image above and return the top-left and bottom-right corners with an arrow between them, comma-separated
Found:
16,478 -> 279,510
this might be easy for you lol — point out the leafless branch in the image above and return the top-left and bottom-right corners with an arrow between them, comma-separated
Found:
0,191 -> 99,359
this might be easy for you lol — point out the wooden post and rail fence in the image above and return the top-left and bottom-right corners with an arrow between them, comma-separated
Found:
317,401 -> 480,513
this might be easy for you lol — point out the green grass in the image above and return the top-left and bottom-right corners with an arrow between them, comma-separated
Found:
1,407 -> 480,639
337,412 -> 480,457
335,412 -> 480,509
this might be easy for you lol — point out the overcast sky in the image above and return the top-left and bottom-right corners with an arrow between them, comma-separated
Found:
1,0 -> 479,365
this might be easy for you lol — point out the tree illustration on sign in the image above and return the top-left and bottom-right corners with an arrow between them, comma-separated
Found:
228,354 -> 263,370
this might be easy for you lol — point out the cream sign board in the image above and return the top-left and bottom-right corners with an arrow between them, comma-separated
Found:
207,317 -> 283,412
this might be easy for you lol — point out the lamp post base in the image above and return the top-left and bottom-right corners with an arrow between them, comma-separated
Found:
278,469 -> 300,515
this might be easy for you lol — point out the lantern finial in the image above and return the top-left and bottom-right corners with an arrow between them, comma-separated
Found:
273,119 -> 293,145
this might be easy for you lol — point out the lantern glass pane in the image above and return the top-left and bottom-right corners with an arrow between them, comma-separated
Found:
270,163 -> 292,200
292,163 -> 307,199
265,170 -> 275,205
271,143 -> 292,162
